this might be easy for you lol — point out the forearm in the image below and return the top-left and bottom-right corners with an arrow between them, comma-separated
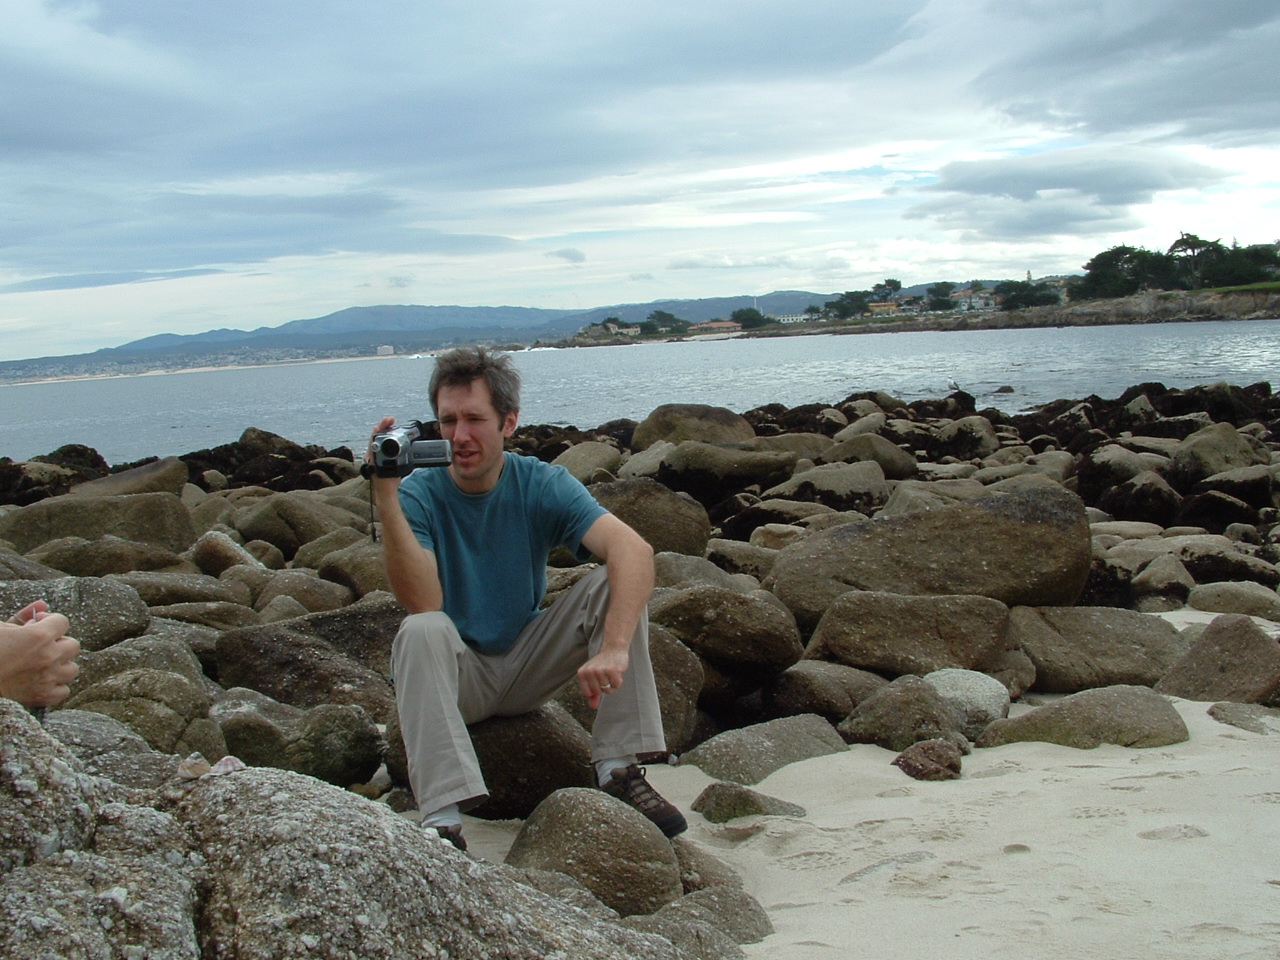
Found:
373,479 -> 443,613
599,532 -> 655,654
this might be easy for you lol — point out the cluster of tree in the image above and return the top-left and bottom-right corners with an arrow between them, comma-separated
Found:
1067,233 -> 1280,302
641,310 -> 691,335
992,279 -> 1060,310
817,278 -> 978,317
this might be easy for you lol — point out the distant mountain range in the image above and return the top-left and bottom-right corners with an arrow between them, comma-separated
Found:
0,290 -> 867,381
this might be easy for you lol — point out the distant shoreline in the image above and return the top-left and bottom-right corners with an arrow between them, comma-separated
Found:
3,290 -> 1276,387
0,352 -> 407,388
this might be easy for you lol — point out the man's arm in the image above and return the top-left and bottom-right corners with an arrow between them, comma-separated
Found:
576,513 -> 655,708
372,476 -> 444,613
368,417 -> 443,614
1,605 -> 81,708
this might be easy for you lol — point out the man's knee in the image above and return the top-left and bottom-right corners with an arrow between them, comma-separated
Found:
393,612 -> 466,674
398,611 -> 458,644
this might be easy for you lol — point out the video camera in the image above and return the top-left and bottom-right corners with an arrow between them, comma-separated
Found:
363,420 -> 453,478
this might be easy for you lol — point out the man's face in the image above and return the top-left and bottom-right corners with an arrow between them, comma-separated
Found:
435,377 -> 517,494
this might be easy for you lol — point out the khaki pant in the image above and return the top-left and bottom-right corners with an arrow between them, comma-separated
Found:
391,566 -> 667,815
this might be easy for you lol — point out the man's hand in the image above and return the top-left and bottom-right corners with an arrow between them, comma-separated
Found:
1,605 -> 81,708
368,415 -> 445,613
578,646 -> 630,710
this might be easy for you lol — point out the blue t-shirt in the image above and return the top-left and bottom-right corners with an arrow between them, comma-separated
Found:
397,451 -> 607,654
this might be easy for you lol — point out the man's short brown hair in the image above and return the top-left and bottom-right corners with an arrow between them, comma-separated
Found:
429,345 -> 521,421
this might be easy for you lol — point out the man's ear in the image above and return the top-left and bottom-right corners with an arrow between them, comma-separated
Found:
501,410 -> 519,438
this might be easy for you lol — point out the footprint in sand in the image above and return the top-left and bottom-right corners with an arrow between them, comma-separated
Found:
1068,805 -> 1128,820
1137,823 -> 1208,841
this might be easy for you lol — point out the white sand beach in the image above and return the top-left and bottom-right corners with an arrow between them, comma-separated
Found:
464,612 -> 1280,960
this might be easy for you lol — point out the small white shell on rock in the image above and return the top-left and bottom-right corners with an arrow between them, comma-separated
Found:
176,754 -> 212,780
207,755 -> 247,777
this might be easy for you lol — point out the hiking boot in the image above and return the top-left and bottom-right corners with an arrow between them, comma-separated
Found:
431,823 -> 467,852
601,764 -> 687,838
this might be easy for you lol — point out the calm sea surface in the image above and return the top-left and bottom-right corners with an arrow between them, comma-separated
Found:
3,318 -> 1278,464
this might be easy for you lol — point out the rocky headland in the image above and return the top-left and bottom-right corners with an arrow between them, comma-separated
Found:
3,379 -> 1280,958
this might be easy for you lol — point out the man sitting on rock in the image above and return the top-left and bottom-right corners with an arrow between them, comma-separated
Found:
1,601 -> 80,709
368,345 -> 685,851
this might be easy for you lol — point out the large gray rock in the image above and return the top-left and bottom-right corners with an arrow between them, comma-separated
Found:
1074,443 -> 1152,503
553,441 -> 623,483
506,787 -> 683,917
68,456 -> 190,497
817,433 -> 917,480
877,478 -> 988,519
70,632 -> 214,701
632,404 -> 756,451
291,526 -> 368,570
1010,606 -> 1190,693
233,491 -> 364,560
467,702 -> 594,820
656,442 -> 797,509
691,782 -> 806,822
253,569 -> 355,613
317,540 -> 394,597
0,492 -> 197,554
0,577 -> 150,651
1155,614 -> 1280,705
761,660 -> 888,724
1105,533 -> 1280,588
654,552 -> 752,593
216,621 -> 396,723
64,667 -> 226,760
4,705 -> 686,960
1166,422 -> 1270,491
1193,464 -> 1279,509
590,477 -> 712,557
1187,581 -> 1280,621
679,714 -> 847,785
26,535 -> 193,577
1,800 -> 201,960
43,708 -> 179,789
1096,470 -> 1183,527
922,668 -> 1011,740
650,584 -> 803,688
210,687 -> 383,787
185,529 -> 266,577
0,547 -> 65,581
761,461 -> 890,513
1,702 -> 106,871
719,498 -> 836,542
260,591 -> 405,676
836,676 -> 969,752
765,485 -> 1091,634
805,591 -> 1009,677
147,601 -> 261,631
933,415 -> 1002,460
704,539 -> 778,581
181,768 -> 686,959
107,569 -> 252,607
975,685 -> 1189,749
627,884 -> 773,957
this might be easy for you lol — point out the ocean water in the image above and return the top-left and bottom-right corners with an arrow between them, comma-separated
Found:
2,318 -> 1277,465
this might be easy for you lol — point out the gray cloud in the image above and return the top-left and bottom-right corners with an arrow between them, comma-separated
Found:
547,248 -> 587,264
906,147 -> 1227,238
972,0 -> 1280,145
669,254 -> 798,271
0,268 -> 224,294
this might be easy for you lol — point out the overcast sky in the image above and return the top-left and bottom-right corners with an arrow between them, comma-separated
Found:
2,0 -> 1277,361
